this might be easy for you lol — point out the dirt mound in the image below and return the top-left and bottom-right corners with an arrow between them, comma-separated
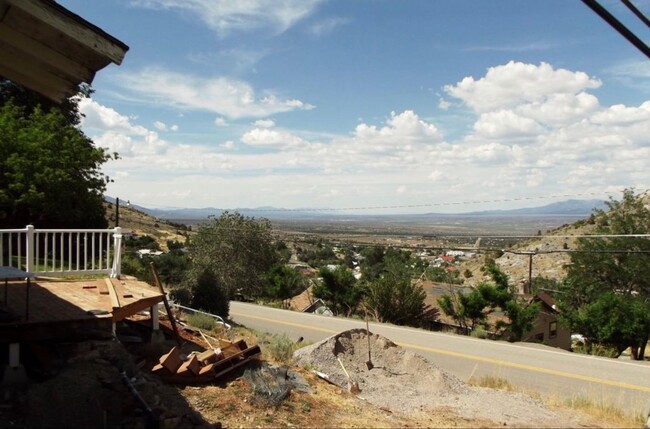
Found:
294,329 -> 582,427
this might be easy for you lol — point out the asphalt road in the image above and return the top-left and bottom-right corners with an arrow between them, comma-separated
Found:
230,301 -> 650,417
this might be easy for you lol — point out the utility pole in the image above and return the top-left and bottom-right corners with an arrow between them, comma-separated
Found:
115,197 -> 120,227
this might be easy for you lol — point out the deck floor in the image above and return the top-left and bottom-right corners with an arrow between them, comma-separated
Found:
0,276 -> 163,342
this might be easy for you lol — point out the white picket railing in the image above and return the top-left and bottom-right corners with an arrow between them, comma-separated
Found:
0,225 -> 123,278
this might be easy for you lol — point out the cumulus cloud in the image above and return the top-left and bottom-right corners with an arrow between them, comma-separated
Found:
351,110 -> 442,153
214,117 -> 228,127
90,61 -> 650,211
241,127 -> 309,149
444,61 -> 601,113
78,98 -> 169,156
116,68 -> 314,119
474,110 -> 542,139
130,0 -> 323,35
253,119 -> 275,128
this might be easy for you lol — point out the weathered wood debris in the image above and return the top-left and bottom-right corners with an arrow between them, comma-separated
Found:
152,338 -> 261,383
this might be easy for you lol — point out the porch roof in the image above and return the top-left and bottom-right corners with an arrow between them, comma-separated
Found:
0,0 -> 129,102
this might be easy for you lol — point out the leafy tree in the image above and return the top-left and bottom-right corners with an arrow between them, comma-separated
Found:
438,263 -> 539,341
183,212 -> 279,316
125,235 -> 160,251
425,266 -> 462,284
0,100 -> 115,228
364,257 -> 431,327
189,269 -> 229,318
154,250 -> 189,286
313,266 -> 363,316
558,189 -> 650,359
360,246 -> 425,282
296,242 -> 338,268
438,284 -> 491,334
264,264 -> 306,303
0,81 -> 114,228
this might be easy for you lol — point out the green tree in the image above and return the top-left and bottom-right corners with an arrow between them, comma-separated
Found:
364,257 -> 430,327
264,264 -> 306,303
360,246 -> 424,282
438,284 -> 492,334
0,99 -> 114,228
184,211 -> 280,317
313,266 -> 363,316
438,263 -> 539,341
558,189 -> 650,359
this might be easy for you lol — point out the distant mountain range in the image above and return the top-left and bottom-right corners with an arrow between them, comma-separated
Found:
105,197 -> 606,221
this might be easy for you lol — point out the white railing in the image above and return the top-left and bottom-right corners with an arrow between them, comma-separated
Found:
0,225 -> 123,278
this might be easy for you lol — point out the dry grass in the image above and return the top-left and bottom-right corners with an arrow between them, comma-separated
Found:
469,374 -> 645,428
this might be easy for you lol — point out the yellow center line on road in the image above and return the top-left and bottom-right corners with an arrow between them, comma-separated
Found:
231,311 -> 650,394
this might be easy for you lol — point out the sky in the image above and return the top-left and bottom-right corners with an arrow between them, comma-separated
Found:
58,0 -> 650,214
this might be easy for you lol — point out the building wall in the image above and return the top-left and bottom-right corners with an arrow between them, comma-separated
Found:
527,310 -> 571,350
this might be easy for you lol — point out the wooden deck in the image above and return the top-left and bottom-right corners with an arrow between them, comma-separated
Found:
0,276 -> 163,342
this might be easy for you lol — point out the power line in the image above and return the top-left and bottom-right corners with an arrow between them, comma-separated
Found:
582,0 -> 650,59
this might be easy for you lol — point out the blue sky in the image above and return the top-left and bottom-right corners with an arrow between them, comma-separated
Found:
59,0 -> 650,213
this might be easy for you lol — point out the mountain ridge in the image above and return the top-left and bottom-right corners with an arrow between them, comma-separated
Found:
104,197 -> 605,221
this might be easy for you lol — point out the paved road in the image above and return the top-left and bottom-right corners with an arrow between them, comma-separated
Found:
230,301 -> 650,417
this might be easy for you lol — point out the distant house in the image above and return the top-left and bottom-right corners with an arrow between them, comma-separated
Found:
288,262 -> 318,277
286,286 -> 333,316
523,291 -> 571,351
136,249 -> 164,258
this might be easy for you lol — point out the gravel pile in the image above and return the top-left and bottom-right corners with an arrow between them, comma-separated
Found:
294,329 -> 581,427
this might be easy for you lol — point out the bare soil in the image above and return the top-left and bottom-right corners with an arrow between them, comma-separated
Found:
1,325 -> 635,428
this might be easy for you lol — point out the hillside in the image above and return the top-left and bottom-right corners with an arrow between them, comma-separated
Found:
458,219 -> 596,286
104,201 -> 190,250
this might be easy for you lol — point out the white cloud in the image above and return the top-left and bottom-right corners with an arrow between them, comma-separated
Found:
116,68 -> 315,119
351,110 -> 442,153
309,16 -> 350,36
438,98 -> 451,110
214,117 -> 228,127
241,127 -> 308,149
90,61 -> 650,212
253,119 -> 275,128
444,61 -> 601,113
78,98 -> 169,156
130,0 -> 323,35
516,92 -> 599,126
474,110 -> 542,139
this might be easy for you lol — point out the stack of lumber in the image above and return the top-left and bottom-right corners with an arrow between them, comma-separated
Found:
152,338 -> 261,383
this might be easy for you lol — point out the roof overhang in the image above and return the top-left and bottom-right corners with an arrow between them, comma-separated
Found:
0,0 -> 129,102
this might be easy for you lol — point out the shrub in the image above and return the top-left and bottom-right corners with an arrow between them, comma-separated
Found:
185,312 -> 216,331
265,333 -> 296,364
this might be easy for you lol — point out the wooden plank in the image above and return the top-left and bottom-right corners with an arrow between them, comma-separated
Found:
5,0 -> 128,64
159,346 -> 182,373
97,280 -> 109,295
177,355 -> 200,376
110,278 -> 133,299
105,278 -> 120,309
110,294 -> 162,322
0,22 -> 93,81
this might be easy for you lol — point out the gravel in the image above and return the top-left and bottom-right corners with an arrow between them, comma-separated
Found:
293,329 -> 584,427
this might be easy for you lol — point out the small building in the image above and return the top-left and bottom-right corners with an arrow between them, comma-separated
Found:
524,291 -> 571,350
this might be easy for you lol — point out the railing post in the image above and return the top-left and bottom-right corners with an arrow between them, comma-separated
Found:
25,225 -> 34,278
111,227 -> 122,278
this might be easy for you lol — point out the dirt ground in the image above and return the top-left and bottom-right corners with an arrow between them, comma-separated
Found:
0,324 -> 640,429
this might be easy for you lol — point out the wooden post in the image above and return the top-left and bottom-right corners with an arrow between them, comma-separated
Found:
150,262 -> 182,348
